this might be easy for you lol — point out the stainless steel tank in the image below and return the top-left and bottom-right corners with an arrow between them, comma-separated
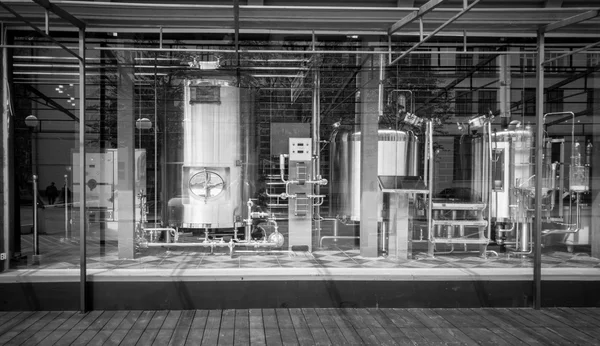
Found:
471,125 -> 534,221
329,129 -> 420,221
168,77 -> 254,229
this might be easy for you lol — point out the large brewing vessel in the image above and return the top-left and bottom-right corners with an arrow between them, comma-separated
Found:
471,125 -> 535,222
167,78 -> 256,230
329,129 -> 420,221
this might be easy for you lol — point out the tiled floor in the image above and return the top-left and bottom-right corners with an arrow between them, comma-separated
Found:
13,232 -> 600,271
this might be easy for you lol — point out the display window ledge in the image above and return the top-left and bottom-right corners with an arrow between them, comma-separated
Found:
1,267 -> 600,283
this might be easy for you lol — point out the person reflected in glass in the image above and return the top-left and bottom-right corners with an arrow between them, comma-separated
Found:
45,182 -> 59,205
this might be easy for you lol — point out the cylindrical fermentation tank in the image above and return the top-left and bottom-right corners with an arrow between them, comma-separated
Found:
471,124 -> 542,222
329,129 -> 420,221
167,77 -> 256,230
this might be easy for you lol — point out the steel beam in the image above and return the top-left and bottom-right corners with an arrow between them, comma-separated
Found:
543,10 -> 599,33
545,0 -> 563,7
388,0 -> 481,66
0,2 -> 82,61
24,85 -> 79,122
543,39 -> 600,66
388,0 -> 446,35
32,0 -> 85,30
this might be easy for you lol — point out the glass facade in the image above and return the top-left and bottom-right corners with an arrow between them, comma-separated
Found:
1,2 -> 599,309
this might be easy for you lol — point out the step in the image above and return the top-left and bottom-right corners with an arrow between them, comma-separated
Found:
431,202 -> 486,210
431,220 -> 488,227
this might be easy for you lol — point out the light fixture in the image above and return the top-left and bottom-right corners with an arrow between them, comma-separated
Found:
25,114 -> 39,129
135,117 -> 152,130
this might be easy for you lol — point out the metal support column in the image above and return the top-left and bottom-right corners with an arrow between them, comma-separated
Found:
534,29 -> 544,310
78,28 -> 87,313
1,23 -> 13,272
359,52 -> 381,257
312,51 -> 321,244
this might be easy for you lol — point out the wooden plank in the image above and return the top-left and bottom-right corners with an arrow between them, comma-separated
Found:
526,327 -> 576,346
201,310 -> 222,345
0,312 -> 22,329
136,310 -> 168,346
249,309 -> 265,345
492,308 -> 536,329
0,311 -> 35,336
263,309 -> 283,345
552,308 -> 598,327
415,309 -> 455,328
366,310 -> 411,345
512,309 -> 563,327
288,309 -> 313,345
218,327 -> 235,346
0,311 -> 49,345
234,328 -> 250,346
51,310 -> 103,346
429,327 -> 478,346
264,327 -> 283,346
70,311 -> 117,346
570,308 -> 600,324
276,309 -> 298,346
234,310 -> 250,346
574,326 -> 600,341
116,311 -> 155,346
302,308 -> 330,345
152,310 -> 181,346
169,310 -> 194,346
354,309 -> 396,345
411,327 -> 445,345
546,326 -> 600,345
185,310 -> 209,346
87,310 -> 132,346
217,309 -> 235,346
288,308 -> 309,329
20,311 -> 77,346
381,308 -> 425,328
471,309 -> 544,346
315,308 -> 346,344
342,309 -> 378,345
486,327 -> 528,346
334,310 -> 375,345
399,327 -> 431,346
236,309 -> 250,329
459,327 -> 513,346
275,309 -> 294,329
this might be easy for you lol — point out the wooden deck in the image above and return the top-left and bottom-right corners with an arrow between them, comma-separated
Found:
0,308 -> 599,345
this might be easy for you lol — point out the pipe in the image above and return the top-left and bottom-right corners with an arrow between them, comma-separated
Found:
313,55 -> 321,242
32,175 -> 39,259
64,174 -> 69,240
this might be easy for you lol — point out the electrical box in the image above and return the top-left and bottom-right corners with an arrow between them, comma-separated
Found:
289,138 -> 312,161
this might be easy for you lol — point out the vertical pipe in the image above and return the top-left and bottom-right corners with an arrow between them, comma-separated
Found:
154,55 -> 158,228
64,174 -> 68,239
312,35 -> 321,244
33,175 -> 39,257
78,28 -> 87,313
521,221 -> 529,252
2,22 -> 13,272
44,10 -> 49,35
233,0 -> 240,87
534,29 -> 544,310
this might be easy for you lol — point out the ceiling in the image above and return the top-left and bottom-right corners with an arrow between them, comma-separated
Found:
0,0 -> 599,38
